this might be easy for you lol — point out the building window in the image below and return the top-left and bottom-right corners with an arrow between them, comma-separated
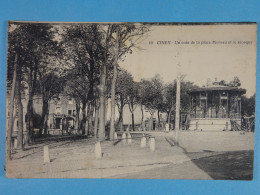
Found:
68,98 -> 73,105
56,107 -> 61,114
68,109 -> 72,115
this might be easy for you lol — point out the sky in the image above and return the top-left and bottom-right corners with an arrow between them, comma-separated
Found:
121,23 -> 257,97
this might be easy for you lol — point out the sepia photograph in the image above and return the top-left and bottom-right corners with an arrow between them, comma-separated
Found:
6,22 -> 256,179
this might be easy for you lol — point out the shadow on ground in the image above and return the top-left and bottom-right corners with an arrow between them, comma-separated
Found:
186,150 -> 254,180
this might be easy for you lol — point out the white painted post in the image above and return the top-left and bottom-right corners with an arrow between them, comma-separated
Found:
122,132 -> 126,144
127,133 -> 132,144
140,135 -> 146,148
149,137 -> 155,152
95,141 -> 102,159
44,145 -> 50,163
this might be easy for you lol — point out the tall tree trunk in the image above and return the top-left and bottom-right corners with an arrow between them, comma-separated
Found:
81,101 -> 87,135
88,103 -> 94,136
127,115 -> 131,131
98,65 -> 106,140
109,27 -> 120,140
74,101 -> 80,132
167,111 -> 171,125
109,63 -> 118,140
16,66 -> 24,150
26,64 -> 37,145
128,103 -> 135,131
26,95 -> 34,144
7,53 -> 18,160
140,104 -> 145,130
39,89 -> 49,136
118,101 -> 124,131
157,110 -> 160,130
43,105 -> 49,135
40,99 -> 49,135
131,111 -> 135,131
149,110 -> 155,131
85,103 -> 89,136
94,103 -> 99,138
117,109 -> 122,128
104,97 -> 108,134
120,105 -> 124,131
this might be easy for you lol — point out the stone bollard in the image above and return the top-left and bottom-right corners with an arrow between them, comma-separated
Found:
127,133 -> 132,144
122,132 -> 127,144
114,132 -> 118,140
149,137 -> 155,152
140,134 -> 146,148
95,141 -> 102,159
44,145 -> 50,163
14,138 -> 18,149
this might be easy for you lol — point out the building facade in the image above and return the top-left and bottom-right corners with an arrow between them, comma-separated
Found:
188,81 -> 246,131
32,95 -> 77,132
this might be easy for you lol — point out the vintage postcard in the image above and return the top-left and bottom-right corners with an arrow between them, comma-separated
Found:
6,22 -> 256,179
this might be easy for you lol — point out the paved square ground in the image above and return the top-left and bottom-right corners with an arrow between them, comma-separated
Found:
6,131 -> 254,179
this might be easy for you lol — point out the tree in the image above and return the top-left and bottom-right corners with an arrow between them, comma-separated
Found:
63,75 -> 89,133
127,81 -> 141,131
9,22 -> 60,143
241,94 -> 255,116
115,69 -> 134,131
180,81 -> 198,112
6,52 -> 18,160
16,62 -> 24,150
163,82 -> 176,125
163,78 -> 198,127
219,80 -> 227,86
229,76 -> 241,87
7,29 -> 24,150
7,22 -> 58,153
24,24 -> 58,142
8,22 -> 62,141
106,24 -> 149,140
61,24 -> 104,135
38,68 -> 65,135
151,75 -> 164,129
140,75 -> 163,130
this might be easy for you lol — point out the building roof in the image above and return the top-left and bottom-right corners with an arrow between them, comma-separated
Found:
188,86 -> 246,94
